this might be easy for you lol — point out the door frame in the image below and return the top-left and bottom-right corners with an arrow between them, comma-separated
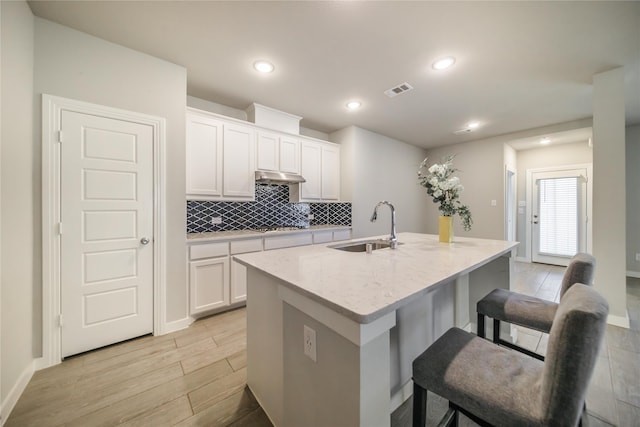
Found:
40,94 -> 167,368
525,163 -> 592,264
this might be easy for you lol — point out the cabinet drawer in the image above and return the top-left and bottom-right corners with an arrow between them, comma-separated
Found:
230,238 -> 263,255
264,233 -> 313,250
190,242 -> 229,260
313,231 -> 333,244
333,229 -> 351,242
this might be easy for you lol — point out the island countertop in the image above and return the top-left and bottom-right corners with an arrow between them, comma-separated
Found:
234,232 -> 518,324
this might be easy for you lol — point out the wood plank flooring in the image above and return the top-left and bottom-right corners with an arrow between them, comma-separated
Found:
7,261 -> 640,426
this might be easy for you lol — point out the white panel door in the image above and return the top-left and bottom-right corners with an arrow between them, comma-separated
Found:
279,136 -> 300,174
61,110 -> 153,357
257,131 -> 279,172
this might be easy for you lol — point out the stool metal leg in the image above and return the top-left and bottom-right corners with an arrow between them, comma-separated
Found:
477,313 -> 485,338
413,382 -> 427,427
493,319 -> 500,343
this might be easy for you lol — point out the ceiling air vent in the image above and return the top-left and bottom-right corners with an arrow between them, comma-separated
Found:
453,128 -> 473,135
384,82 -> 413,98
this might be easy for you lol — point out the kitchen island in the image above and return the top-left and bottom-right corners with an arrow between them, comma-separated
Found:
234,232 -> 518,427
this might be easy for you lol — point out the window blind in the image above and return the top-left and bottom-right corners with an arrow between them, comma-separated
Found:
538,177 -> 578,257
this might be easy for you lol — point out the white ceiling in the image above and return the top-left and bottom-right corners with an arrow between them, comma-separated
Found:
28,1 -> 640,149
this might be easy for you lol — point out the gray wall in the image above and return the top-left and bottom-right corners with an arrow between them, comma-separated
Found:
34,18 -> 188,326
515,141 -> 593,258
331,126 -> 429,238
424,140 -> 506,239
1,0 -> 36,404
626,124 -> 640,273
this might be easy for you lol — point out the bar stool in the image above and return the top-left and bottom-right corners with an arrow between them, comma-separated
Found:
412,284 -> 608,427
476,253 -> 595,360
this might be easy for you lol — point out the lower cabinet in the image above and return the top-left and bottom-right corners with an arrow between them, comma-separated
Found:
188,229 -> 351,316
189,257 -> 230,314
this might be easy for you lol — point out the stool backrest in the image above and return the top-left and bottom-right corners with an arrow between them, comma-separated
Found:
540,284 -> 608,426
560,253 -> 596,299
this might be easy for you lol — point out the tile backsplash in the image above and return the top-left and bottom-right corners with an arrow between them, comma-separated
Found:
187,184 -> 352,233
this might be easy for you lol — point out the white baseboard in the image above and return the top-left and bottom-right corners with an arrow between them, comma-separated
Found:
1,360 -> 35,425
515,256 -> 529,263
607,312 -> 630,329
390,380 -> 413,413
161,316 -> 193,335
626,270 -> 640,279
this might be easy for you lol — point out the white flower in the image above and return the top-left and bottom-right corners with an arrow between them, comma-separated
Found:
433,189 -> 443,198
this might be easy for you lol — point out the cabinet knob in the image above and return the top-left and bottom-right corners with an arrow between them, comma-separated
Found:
140,237 -> 150,245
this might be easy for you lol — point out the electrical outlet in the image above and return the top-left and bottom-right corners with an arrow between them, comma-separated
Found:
308,214 -> 315,220
636,253 -> 640,262
303,325 -> 317,362
211,216 -> 222,225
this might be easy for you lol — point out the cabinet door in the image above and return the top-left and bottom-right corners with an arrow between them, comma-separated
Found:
186,115 -> 223,197
321,144 -> 340,200
257,131 -> 279,172
189,257 -> 230,314
300,141 -> 322,200
230,258 -> 248,304
223,123 -> 256,199
279,136 -> 300,174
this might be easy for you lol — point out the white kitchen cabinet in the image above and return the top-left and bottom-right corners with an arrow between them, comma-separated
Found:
291,139 -> 340,202
256,131 -> 280,172
321,143 -> 340,200
189,257 -> 230,314
230,238 -> 263,304
279,135 -> 300,174
186,113 -> 223,198
263,232 -> 313,250
257,131 -> 300,175
223,123 -> 256,200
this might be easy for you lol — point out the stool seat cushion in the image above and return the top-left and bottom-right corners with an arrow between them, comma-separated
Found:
477,288 -> 558,333
413,327 -> 545,426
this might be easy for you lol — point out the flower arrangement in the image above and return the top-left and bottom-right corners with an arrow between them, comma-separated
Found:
418,155 -> 473,231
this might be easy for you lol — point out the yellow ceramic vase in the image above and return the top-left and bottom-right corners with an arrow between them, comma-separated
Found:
439,215 -> 454,243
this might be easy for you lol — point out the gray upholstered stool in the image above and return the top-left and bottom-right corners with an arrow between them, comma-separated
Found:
476,253 -> 595,360
412,284 -> 608,427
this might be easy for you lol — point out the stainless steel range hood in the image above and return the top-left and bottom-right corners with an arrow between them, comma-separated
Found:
255,170 -> 306,184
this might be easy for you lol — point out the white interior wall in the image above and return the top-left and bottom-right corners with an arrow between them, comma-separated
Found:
33,18 -> 188,329
331,126 -> 428,238
626,124 -> 640,275
593,67 -> 627,325
1,0 -> 35,414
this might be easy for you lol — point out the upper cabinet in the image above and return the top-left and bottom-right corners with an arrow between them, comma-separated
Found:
186,109 -> 255,201
223,123 -> 255,199
186,113 -> 223,197
257,131 -> 300,174
290,139 -> 340,202
186,107 -> 339,202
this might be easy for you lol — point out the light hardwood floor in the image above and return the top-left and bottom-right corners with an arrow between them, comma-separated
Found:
7,262 -> 640,426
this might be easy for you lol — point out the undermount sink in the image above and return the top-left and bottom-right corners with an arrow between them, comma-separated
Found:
330,239 -> 401,253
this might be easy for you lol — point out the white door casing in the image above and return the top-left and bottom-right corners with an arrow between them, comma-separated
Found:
41,95 -> 166,367
60,111 -> 154,357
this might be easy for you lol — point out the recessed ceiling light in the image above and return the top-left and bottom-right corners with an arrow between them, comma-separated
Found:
253,60 -> 274,73
432,56 -> 456,70
346,101 -> 362,110
467,122 -> 480,129
540,137 -> 551,145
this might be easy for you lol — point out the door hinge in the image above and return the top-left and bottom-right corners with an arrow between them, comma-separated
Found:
58,314 -> 64,327
57,131 -> 63,143
58,222 -> 63,235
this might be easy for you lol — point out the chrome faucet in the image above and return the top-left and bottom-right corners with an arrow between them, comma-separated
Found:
370,201 -> 398,249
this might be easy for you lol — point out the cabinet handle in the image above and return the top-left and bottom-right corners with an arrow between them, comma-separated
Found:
140,237 -> 150,245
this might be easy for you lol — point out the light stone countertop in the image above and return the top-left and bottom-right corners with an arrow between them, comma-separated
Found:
234,232 -> 518,324
186,224 -> 351,243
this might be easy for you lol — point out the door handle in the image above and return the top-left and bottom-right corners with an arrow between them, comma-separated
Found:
140,237 -> 150,245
